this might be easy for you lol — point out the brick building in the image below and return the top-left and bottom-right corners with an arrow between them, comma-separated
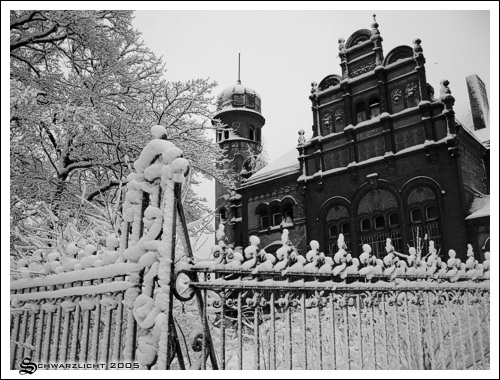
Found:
213,19 -> 490,261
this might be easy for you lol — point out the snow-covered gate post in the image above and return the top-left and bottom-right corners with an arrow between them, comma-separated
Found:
10,125 -> 219,370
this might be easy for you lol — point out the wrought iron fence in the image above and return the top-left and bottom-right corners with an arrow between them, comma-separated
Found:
174,269 -> 490,370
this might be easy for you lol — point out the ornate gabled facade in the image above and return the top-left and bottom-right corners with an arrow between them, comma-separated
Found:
214,16 -> 490,261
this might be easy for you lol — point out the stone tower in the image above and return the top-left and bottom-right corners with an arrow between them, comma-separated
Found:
212,80 -> 265,245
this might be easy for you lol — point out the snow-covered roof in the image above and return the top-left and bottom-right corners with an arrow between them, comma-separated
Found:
466,194 -> 490,220
242,147 -> 300,187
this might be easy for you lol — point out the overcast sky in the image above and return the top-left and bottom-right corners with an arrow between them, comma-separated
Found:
2,4 -> 497,258
132,8 -> 493,233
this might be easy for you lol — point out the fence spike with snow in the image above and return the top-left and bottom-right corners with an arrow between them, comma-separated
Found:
11,126 -> 490,370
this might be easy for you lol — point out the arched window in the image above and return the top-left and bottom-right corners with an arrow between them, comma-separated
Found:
374,215 -> 385,229
282,202 -> 294,224
256,206 -> 269,229
271,205 -> 282,226
369,97 -> 381,118
410,208 -> 422,223
357,189 -> 402,257
249,126 -> 255,141
425,205 -> 438,220
341,222 -> 350,235
388,212 -> 400,227
407,186 -> 442,249
360,218 -> 371,232
355,102 -> 368,124
325,204 -> 351,255
329,224 -> 338,238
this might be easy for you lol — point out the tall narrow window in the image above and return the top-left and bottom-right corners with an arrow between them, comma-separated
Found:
325,205 -> 351,254
283,203 -> 294,224
272,205 -> 282,226
249,126 -> 255,141
329,224 -> 338,238
246,94 -> 255,108
355,102 -> 368,124
224,129 -> 229,140
258,207 -> 269,229
369,98 -> 381,118
217,130 -> 222,142
255,97 -> 261,113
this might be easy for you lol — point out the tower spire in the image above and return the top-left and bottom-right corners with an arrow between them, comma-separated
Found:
237,53 -> 241,84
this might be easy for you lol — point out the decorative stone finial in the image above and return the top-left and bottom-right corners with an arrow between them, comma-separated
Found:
413,38 -> 423,57
338,37 -> 346,53
440,80 -> 451,95
371,13 -> 380,36
440,79 -> 455,110
298,129 -> 306,145
310,82 -> 318,94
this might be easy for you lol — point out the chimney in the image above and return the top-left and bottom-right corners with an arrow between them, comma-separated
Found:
466,74 -> 489,131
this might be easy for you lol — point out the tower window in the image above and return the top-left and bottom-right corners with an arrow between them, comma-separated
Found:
246,94 -> 255,109
255,97 -> 261,113
233,94 -> 244,106
249,126 -> 255,141
224,129 -> 229,140
256,129 -> 261,143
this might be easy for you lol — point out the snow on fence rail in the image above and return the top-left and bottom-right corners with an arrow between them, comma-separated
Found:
173,230 -> 490,370
11,126 -> 490,370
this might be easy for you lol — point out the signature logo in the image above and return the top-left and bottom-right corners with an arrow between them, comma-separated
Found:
19,357 -> 37,375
